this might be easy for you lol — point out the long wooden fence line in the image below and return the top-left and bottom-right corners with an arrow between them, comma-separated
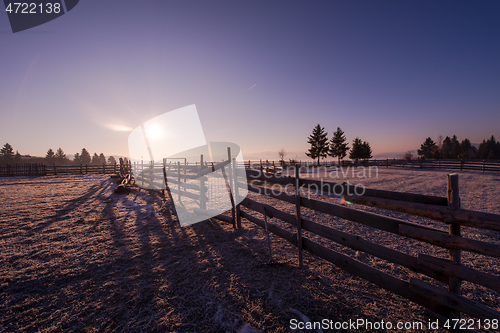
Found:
235,167 -> 500,328
245,158 -> 500,173
0,163 -> 119,177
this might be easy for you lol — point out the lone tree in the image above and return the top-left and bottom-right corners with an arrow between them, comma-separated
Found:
306,124 -> 329,165
418,137 -> 437,159
1,143 -> 14,163
46,148 -> 55,164
278,148 -> 287,166
329,127 -> 349,166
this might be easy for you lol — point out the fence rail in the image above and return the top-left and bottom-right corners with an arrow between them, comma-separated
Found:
247,158 -> 500,173
0,163 -> 119,177
233,167 -> 500,328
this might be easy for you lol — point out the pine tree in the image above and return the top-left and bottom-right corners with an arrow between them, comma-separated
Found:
73,152 -> 81,165
329,127 -> 349,166
306,124 -> 329,165
450,135 -> 460,159
1,143 -> 14,163
441,136 -> 452,159
46,148 -> 55,164
99,153 -> 106,165
361,141 -> 372,160
107,156 -> 117,165
91,153 -> 100,165
80,148 -> 91,164
349,138 -> 363,161
418,137 -> 437,159
55,148 -> 67,164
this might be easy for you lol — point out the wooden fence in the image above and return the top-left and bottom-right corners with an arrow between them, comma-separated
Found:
0,163 -> 119,177
229,167 -> 500,330
136,152 -> 499,328
250,159 -> 500,173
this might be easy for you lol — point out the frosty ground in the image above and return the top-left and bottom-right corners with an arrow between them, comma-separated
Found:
1,168 -> 499,332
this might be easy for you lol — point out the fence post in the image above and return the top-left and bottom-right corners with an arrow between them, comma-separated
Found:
227,147 -> 237,229
447,173 -> 461,320
482,160 -> 485,172
176,161 -> 181,203
200,154 -> 206,209
295,164 -> 303,267
85,164 -> 88,174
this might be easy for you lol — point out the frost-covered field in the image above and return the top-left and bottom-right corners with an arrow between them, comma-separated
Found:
0,170 -> 499,332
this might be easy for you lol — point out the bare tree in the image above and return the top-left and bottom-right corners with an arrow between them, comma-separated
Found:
403,150 -> 413,161
278,148 -> 287,165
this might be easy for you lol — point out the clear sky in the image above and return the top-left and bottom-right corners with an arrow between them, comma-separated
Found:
1,0 -> 499,160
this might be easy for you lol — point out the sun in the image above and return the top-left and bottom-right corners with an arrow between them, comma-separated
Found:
146,124 -> 162,140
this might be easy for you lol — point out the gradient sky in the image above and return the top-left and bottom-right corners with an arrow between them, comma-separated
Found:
1,0 -> 499,160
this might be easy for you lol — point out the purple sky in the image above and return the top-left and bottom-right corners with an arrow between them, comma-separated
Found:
1,0 -> 499,160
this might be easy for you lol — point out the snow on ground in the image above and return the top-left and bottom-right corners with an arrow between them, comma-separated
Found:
0,169 -> 499,332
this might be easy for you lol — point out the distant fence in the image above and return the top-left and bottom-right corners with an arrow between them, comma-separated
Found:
0,163 -> 119,177
249,159 -> 500,173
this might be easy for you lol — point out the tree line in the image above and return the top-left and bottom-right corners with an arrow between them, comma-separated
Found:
305,124 -> 372,165
417,135 -> 500,160
0,143 -> 117,166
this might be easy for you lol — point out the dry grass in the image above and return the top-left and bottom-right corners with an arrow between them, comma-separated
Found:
1,169 -> 499,332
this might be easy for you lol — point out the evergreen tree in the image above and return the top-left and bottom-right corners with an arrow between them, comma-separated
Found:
55,148 -> 67,164
476,136 -> 500,159
329,127 -> 349,165
450,135 -> 460,159
361,141 -> 372,160
46,148 -> 55,164
441,136 -> 452,159
107,155 -> 117,165
80,148 -> 91,164
1,143 -> 14,163
99,153 -> 106,165
73,152 -> 81,164
459,139 -> 476,159
306,124 -> 329,165
418,137 -> 437,159
91,153 -> 100,165
349,138 -> 363,161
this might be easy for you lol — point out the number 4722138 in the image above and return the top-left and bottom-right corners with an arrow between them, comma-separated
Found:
5,2 -> 61,14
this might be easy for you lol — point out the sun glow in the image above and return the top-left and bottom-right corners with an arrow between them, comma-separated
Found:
145,124 -> 163,140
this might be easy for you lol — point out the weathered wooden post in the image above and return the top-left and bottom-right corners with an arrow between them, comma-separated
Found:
482,160 -> 485,172
227,147 -> 236,229
447,173 -> 461,320
200,154 -> 206,209
295,164 -> 303,267
177,161 -> 181,203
